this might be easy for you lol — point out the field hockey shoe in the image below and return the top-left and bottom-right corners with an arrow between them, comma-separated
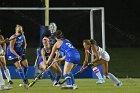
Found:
8,80 -> 14,85
96,79 -> 105,84
0,85 -> 13,90
61,85 -> 73,89
115,82 -> 123,87
72,84 -> 78,89
53,81 -> 61,87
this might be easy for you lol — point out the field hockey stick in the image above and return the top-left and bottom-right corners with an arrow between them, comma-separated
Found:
74,63 -> 93,76
28,61 -> 55,88
59,63 -> 93,85
34,56 -> 39,68
58,76 -> 71,85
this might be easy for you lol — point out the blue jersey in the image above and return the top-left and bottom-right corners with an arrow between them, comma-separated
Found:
6,35 -> 24,60
38,47 -> 52,65
59,50 -> 65,58
59,39 -> 80,64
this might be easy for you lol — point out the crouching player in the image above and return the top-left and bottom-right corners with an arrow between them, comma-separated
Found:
30,36 -> 62,87
80,39 -> 122,86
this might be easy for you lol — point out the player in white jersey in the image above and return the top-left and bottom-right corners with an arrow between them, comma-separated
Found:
0,35 -> 13,85
0,35 -> 13,90
80,39 -> 122,86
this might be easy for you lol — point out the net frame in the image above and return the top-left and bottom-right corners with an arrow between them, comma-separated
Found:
0,7 -> 105,62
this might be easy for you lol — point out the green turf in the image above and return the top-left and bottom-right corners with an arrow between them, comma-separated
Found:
1,78 -> 140,93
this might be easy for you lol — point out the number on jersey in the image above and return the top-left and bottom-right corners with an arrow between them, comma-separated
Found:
66,43 -> 74,48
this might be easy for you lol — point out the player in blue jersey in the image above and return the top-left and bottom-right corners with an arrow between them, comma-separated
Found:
6,24 -> 29,86
46,30 -> 80,89
35,36 -> 62,86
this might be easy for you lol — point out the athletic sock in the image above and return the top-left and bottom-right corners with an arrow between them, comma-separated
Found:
55,74 -> 61,82
23,67 -> 28,79
63,74 -> 72,85
69,72 -> 75,85
92,67 -> 103,80
4,68 -> 11,82
17,69 -> 26,81
107,73 -> 120,84
47,70 -> 55,82
0,69 -> 5,85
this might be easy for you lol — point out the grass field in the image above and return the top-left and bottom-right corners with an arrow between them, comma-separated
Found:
1,78 -> 140,93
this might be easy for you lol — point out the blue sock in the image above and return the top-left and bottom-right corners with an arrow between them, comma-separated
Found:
63,74 -> 72,85
47,70 -> 55,82
55,74 -> 61,82
69,72 -> 75,85
23,67 -> 28,78
17,69 -> 26,81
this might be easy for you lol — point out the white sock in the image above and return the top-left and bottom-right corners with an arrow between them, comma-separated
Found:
0,68 -> 5,86
4,68 -> 11,82
107,73 -> 120,84
92,67 -> 103,80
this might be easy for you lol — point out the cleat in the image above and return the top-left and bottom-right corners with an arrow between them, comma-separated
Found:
115,82 -> 123,87
53,81 -> 61,87
24,79 -> 29,85
8,80 -> 14,85
72,84 -> 78,89
0,85 -> 13,90
61,85 -> 73,89
96,79 -> 105,84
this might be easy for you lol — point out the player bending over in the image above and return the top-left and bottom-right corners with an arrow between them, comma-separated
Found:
0,34 -> 13,85
6,24 -> 29,87
80,39 -> 122,86
46,30 -> 80,89
32,36 -> 62,87
0,34 -> 12,90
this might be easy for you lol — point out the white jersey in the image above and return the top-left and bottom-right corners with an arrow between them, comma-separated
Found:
0,45 -> 4,55
87,46 -> 110,62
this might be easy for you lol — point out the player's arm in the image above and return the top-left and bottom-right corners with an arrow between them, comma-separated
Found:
79,50 -> 89,72
0,35 -> 6,50
23,34 -> 27,49
53,50 -> 60,63
58,56 -> 66,62
0,35 -> 9,45
54,50 -> 66,62
10,36 -> 20,58
46,42 -> 58,64
41,48 -> 47,63
82,50 -> 89,67
91,44 -> 100,62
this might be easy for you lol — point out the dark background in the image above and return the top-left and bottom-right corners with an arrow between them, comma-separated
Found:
0,0 -> 140,77
0,0 -> 140,47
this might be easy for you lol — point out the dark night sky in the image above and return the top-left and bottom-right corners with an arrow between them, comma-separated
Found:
0,0 -> 140,47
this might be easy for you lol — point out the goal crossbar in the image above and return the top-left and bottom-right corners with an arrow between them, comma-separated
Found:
0,7 -> 104,10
